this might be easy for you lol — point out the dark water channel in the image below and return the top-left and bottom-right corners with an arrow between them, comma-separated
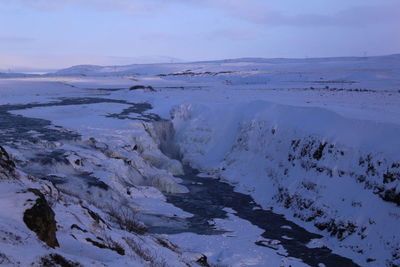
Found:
0,97 -> 159,146
152,167 -> 359,267
0,97 -> 359,266
0,97 -> 159,188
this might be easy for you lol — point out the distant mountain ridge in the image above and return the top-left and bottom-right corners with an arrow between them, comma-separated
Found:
49,54 -> 400,79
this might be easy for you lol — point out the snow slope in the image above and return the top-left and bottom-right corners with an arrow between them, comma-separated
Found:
171,101 -> 400,266
52,54 -> 400,91
1,54 -> 399,266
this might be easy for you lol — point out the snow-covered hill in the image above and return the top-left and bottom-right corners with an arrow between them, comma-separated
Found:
0,54 -> 399,266
51,54 -> 400,91
0,72 -> 39,78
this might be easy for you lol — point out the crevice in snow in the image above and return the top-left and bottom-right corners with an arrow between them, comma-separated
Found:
144,120 -> 182,161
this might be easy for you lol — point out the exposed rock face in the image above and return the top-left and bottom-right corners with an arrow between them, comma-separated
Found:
0,146 -> 16,179
195,254 -> 210,267
23,189 -> 59,248
129,85 -> 155,91
85,238 -> 125,255
38,253 -> 82,267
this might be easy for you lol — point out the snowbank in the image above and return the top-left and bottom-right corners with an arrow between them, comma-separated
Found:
172,101 -> 400,266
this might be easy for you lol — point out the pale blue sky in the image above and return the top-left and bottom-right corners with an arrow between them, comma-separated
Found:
0,0 -> 399,70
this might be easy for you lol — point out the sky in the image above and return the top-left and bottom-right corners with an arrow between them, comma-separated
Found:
0,0 -> 399,70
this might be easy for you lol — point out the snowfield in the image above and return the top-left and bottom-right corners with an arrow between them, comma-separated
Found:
0,54 -> 399,266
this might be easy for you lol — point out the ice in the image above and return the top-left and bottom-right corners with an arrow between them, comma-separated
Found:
1,54 -> 399,266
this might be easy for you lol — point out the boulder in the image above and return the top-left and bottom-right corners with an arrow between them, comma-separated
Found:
23,189 -> 59,248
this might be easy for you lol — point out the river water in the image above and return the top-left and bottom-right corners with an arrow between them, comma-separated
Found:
0,97 -> 359,267
150,166 -> 359,267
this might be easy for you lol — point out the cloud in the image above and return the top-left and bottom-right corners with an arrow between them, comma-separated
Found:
206,28 -> 262,41
10,0 -> 399,28
0,52 -> 184,70
0,36 -> 35,43
7,0 -> 166,13
139,32 -> 180,42
214,1 -> 400,28
169,0 -> 400,28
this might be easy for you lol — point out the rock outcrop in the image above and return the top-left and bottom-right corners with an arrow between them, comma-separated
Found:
23,189 -> 59,248
0,146 -> 16,179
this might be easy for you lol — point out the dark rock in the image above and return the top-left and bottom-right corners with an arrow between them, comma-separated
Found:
0,146 -> 16,179
315,219 -> 357,240
195,254 -> 210,267
129,85 -> 155,91
383,171 -> 400,184
85,238 -> 125,255
82,206 -> 108,226
0,253 -> 12,265
39,253 -> 82,267
380,188 -> 400,206
313,142 -> 327,160
23,189 -> 59,248
70,224 -> 87,233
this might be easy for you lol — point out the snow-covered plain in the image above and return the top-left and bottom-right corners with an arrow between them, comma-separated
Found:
0,55 -> 399,266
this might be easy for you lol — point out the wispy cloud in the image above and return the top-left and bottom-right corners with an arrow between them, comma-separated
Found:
0,36 -> 35,43
206,28 -> 263,41
7,0 -> 166,13
167,0 -> 400,28
0,52 -> 183,70
8,0 -> 400,28
1,0 -> 398,66
211,1 -> 400,27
